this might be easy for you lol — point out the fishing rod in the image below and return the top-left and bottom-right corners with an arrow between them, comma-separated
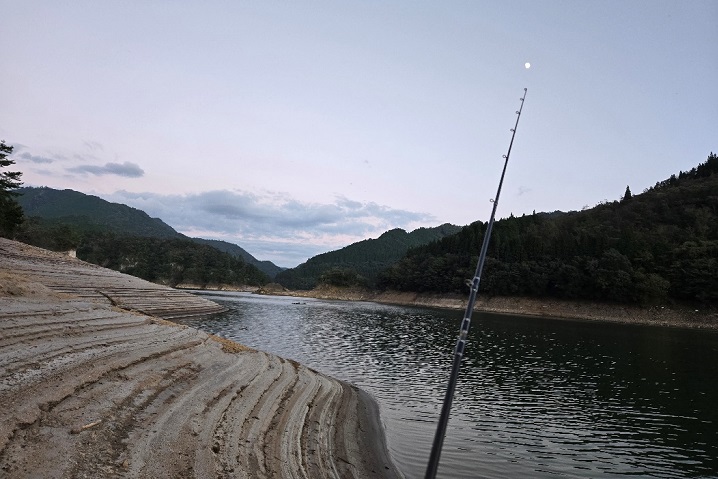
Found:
425,88 -> 527,479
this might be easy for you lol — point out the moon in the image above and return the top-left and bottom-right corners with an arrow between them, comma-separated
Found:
525,62 -> 531,69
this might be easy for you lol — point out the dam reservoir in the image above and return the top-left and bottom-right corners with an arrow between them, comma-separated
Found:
178,292 -> 718,478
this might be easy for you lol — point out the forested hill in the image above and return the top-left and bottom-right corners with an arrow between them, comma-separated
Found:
193,238 -> 285,279
18,187 -> 179,238
15,186 -> 281,279
76,234 -> 270,288
13,187 -> 271,287
379,153 -> 718,306
275,223 -> 462,290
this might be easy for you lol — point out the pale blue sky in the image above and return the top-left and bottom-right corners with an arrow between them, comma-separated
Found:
2,1 -> 716,266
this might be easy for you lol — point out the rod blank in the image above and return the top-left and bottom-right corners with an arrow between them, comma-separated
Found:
424,88 -> 527,479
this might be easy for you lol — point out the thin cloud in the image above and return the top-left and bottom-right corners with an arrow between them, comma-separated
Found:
19,152 -> 54,164
9,143 -> 29,151
83,140 -> 104,152
68,161 -> 144,178
106,189 -> 436,266
517,186 -> 531,196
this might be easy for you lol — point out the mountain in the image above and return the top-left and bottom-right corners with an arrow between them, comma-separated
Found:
16,187 -> 281,278
192,238 -> 285,279
379,153 -> 718,306
275,223 -> 462,290
17,187 -> 180,238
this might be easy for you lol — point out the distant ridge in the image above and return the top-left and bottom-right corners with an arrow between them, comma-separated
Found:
275,223 -> 462,290
18,187 -> 179,238
193,238 -> 285,279
16,186 -> 282,278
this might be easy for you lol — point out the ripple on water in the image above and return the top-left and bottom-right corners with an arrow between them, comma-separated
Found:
180,292 -> 718,479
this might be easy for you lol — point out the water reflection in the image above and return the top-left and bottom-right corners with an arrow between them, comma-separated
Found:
179,292 -> 718,478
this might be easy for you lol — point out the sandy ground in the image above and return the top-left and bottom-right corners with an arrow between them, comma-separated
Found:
0,238 -> 400,479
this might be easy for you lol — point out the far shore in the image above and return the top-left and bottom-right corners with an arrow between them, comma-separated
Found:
182,283 -> 718,331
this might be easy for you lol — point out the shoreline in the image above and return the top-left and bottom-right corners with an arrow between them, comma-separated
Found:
252,285 -> 718,331
375,292 -> 718,330
0,238 -> 401,479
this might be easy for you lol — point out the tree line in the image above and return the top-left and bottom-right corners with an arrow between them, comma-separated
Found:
378,153 -> 718,306
10,220 -> 270,288
275,224 -> 461,290
3,139 -> 716,305
77,232 -> 269,287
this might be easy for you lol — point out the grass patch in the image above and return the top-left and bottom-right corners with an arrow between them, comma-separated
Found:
209,334 -> 253,353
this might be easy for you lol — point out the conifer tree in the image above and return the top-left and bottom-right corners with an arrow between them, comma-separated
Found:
622,185 -> 632,202
0,141 -> 24,237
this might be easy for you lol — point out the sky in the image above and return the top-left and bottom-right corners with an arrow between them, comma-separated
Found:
2,1 -> 716,267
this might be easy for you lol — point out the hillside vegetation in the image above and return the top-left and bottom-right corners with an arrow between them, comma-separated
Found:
378,154 -> 718,306
275,224 -> 461,290
193,237 -> 285,279
15,186 -> 280,280
77,232 -> 269,287
14,187 -> 271,287
8,153 -> 717,307
18,187 -> 178,237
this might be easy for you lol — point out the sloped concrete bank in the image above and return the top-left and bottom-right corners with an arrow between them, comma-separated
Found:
0,238 -> 400,478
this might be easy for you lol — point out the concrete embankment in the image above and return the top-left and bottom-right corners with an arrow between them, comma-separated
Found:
0,238 -> 399,479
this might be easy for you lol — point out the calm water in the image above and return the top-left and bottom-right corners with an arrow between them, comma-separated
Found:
178,292 -> 718,479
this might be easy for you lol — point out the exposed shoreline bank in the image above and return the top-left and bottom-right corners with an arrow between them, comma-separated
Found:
0,238 -> 400,479
253,284 -> 718,331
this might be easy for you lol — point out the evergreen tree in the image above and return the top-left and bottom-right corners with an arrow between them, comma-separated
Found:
0,141 -> 24,237
622,185 -> 632,202
378,154 -> 718,306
